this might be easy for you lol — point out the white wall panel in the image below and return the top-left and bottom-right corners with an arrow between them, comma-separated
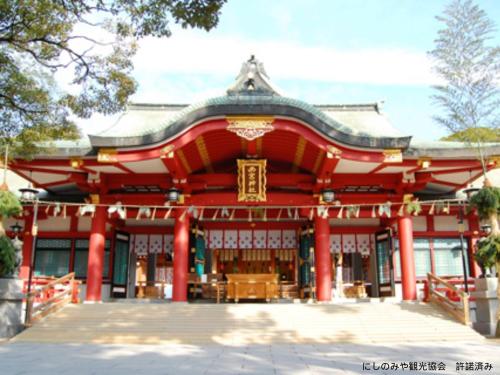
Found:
412,216 -> 427,232
38,216 -> 71,232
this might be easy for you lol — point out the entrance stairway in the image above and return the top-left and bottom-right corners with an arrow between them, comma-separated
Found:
13,302 -> 483,345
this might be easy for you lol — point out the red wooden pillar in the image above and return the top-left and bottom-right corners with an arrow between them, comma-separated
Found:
85,206 -> 107,302
173,209 -> 190,302
398,215 -> 417,300
314,215 -> 332,301
19,213 -> 34,279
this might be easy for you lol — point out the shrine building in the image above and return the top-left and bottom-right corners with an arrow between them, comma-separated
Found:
9,56 -> 500,303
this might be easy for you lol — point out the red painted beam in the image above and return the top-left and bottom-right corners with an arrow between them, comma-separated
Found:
160,153 -> 188,182
315,151 -> 341,190
246,139 -> 257,156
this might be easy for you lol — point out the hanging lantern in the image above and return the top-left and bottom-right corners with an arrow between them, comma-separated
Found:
19,184 -> 38,202
321,189 -> 335,203
463,187 -> 480,201
10,222 -> 22,237
167,187 -> 180,203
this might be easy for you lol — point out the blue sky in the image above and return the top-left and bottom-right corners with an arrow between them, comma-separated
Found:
80,0 -> 500,141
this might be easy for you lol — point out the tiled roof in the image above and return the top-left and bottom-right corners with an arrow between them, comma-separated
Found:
94,97 -> 394,139
40,56 -> 500,156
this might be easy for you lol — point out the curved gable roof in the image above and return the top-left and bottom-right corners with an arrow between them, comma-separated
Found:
89,95 -> 412,150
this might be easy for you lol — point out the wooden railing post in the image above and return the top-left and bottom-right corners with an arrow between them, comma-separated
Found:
26,293 -> 34,327
426,272 -> 471,325
24,272 -> 79,326
462,293 -> 470,325
70,277 -> 80,303
216,282 -> 220,304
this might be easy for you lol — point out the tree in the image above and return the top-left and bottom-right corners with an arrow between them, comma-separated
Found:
429,0 -> 500,177
0,147 -> 22,277
431,0 -> 500,338
441,127 -> 500,143
0,0 -> 227,157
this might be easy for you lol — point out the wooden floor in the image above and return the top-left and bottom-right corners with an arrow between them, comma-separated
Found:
13,301 -> 484,345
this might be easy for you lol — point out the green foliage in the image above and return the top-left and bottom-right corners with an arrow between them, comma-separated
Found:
430,0 -> 500,144
0,236 -> 16,277
469,187 -> 500,220
0,0 -> 226,157
0,190 -> 22,218
441,128 -> 500,143
475,235 -> 500,270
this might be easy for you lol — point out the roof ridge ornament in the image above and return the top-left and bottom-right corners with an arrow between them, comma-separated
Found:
227,55 -> 280,96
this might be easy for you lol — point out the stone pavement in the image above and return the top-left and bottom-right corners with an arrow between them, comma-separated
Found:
0,341 -> 499,375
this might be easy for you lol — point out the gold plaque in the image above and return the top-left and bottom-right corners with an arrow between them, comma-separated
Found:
237,159 -> 267,202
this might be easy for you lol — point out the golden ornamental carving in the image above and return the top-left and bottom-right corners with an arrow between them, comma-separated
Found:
97,148 -> 118,163
382,149 -> 403,163
160,145 -> 175,159
326,145 -> 342,158
226,116 -> 275,141
237,159 -> 267,202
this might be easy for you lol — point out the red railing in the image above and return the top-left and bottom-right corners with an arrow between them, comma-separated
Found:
425,273 -> 471,325
423,277 -> 475,302
25,272 -> 81,326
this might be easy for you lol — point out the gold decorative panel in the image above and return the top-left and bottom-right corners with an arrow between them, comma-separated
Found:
226,116 -> 275,141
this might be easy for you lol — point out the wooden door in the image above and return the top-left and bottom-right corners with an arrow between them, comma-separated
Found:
374,230 -> 395,297
111,232 -> 130,298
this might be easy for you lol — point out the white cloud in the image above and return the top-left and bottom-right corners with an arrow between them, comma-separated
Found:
77,30 -> 440,135
133,31 -> 438,86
